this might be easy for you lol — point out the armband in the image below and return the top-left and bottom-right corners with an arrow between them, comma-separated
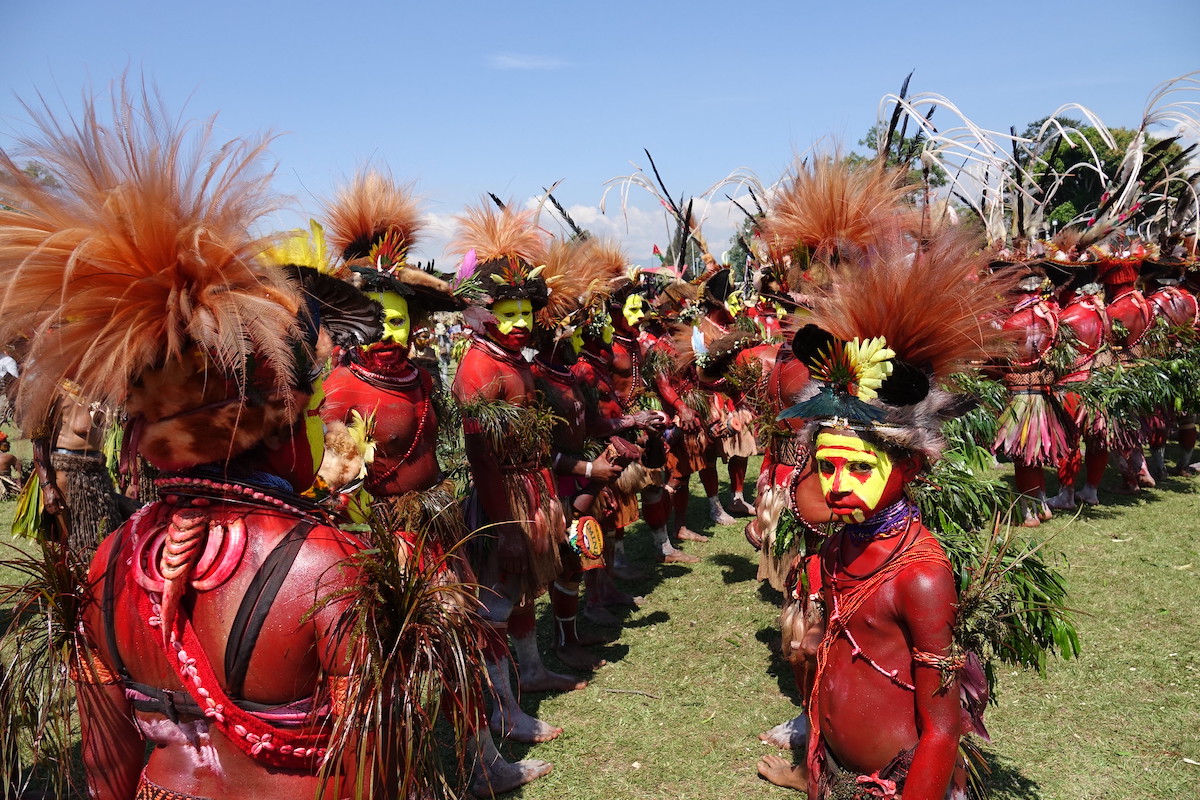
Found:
327,674 -> 355,719
70,650 -> 119,685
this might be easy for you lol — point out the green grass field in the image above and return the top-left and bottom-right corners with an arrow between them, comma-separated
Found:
2,450 -> 1198,799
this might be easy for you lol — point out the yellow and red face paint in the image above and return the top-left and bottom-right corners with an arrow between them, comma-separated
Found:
814,430 -> 902,523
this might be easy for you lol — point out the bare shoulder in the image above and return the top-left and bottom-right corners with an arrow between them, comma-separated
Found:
894,535 -> 956,607
297,523 -> 367,571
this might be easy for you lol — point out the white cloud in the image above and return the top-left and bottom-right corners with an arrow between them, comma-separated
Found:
487,53 -> 566,71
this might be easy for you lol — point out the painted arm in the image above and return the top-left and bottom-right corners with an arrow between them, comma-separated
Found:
896,559 -> 963,800
77,537 -> 144,800
310,532 -> 378,798
77,682 -> 145,800
451,359 -> 512,524
651,368 -> 698,431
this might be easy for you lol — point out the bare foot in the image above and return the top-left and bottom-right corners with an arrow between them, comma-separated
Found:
709,507 -> 737,525
490,706 -> 563,744
603,590 -> 644,608
520,667 -> 588,693
758,714 -> 808,750
677,527 -> 710,542
658,547 -> 700,564
728,497 -> 756,516
757,754 -> 808,790
471,757 -> 553,796
575,628 -> 613,646
1046,492 -> 1076,510
555,641 -> 606,671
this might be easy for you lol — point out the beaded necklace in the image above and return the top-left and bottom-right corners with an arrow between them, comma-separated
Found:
471,334 -> 530,369
156,476 -> 310,517
347,358 -> 421,391
366,394 -> 432,485
842,496 -> 919,543
610,333 -> 642,410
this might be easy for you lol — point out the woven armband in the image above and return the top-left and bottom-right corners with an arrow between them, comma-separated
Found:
70,649 -> 120,685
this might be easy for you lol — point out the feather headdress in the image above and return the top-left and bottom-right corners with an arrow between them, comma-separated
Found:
0,84 -> 306,466
448,198 -> 549,307
756,156 -> 916,289
323,171 -> 462,312
325,170 -> 423,263
781,227 -> 1014,461
538,236 -> 615,331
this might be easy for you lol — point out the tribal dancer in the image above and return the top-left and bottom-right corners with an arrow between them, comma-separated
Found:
0,87 -> 488,799
320,172 -> 468,549
992,272 -> 1069,526
605,269 -> 704,561
533,238 -> 651,665
760,228 -> 1010,798
29,383 -> 129,555
1099,251 -> 1156,492
449,200 -> 580,752
1143,268 -> 1198,479
696,269 -> 757,521
746,156 -> 914,749
1047,279 -> 1113,509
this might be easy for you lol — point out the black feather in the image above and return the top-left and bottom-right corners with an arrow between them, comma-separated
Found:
877,360 -> 931,406
790,324 -> 836,366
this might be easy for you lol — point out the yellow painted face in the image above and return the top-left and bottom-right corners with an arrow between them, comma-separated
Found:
601,316 -> 615,345
568,326 -> 585,355
371,291 -> 411,347
622,294 -> 646,328
492,298 -> 534,335
814,430 -> 899,523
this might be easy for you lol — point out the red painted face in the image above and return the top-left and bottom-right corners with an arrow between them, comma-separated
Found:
485,322 -> 532,351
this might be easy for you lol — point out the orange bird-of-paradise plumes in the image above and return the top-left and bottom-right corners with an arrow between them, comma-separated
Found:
448,198 -> 548,269
756,155 -> 918,288
0,83 -> 302,447
805,226 -> 1015,380
537,236 -> 615,329
323,170 -> 424,263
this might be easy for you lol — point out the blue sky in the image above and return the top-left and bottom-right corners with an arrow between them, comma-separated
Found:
4,0 -> 1198,265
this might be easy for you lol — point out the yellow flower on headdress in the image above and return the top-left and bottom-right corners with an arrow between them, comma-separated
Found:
845,336 -> 895,400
